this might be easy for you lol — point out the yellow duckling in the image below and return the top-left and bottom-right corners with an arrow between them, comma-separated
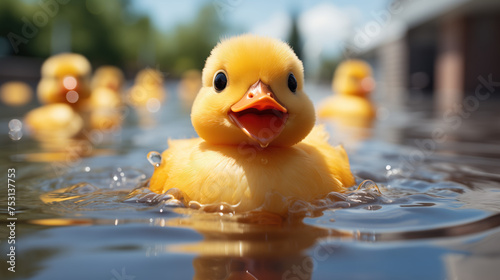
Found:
26,53 -> 92,139
89,87 -> 123,130
0,81 -> 33,107
89,66 -> 125,130
91,66 -> 124,93
25,103 -> 83,139
127,68 -> 166,110
178,69 -> 202,111
318,59 -> 376,123
36,53 -> 92,108
149,35 -> 354,215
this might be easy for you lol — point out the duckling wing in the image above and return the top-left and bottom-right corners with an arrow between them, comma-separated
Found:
300,125 -> 355,189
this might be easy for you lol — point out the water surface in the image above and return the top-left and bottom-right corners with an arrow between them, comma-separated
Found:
1,82 -> 500,280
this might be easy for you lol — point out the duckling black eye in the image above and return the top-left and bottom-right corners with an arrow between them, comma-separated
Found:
213,71 -> 227,92
288,73 -> 297,93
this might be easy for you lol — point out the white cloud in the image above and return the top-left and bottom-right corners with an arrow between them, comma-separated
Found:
299,3 -> 359,56
250,12 -> 292,40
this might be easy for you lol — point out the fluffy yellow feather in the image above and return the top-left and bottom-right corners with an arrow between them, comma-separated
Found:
149,35 -> 354,214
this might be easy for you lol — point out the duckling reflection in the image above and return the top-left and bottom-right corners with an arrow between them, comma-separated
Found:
178,69 -> 202,112
166,212 -> 349,280
318,60 -> 377,146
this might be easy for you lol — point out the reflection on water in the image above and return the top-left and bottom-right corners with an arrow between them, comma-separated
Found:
1,82 -> 500,279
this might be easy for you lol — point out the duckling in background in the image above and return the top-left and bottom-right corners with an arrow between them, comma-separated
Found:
25,103 -> 84,139
89,87 -> 123,130
36,53 -> 92,108
127,68 -> 166,110
178,69 -> 202,111
89,66 -> 125,131
318,59 -> 376,124
25,53 -> 92,139
91,66 -> 124,93
149,35 -> 354,215
0,81 -> 33,107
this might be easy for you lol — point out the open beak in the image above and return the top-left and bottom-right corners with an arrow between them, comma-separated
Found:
228,80 -> 288,148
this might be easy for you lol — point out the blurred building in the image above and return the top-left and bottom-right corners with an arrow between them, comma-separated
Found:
359,0 -> 500,110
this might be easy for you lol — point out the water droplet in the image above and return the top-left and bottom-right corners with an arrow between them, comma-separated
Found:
162,198 -> 184,208
357,180 -> 382,194
147,151 -> 162,167
202,203 -> 235,214
188,201 -> 202,209
8,119 -> 22,131
84,166 -> 91,172
113,175 -> 118,181
386,165 -> 391,171
9,130 -> 22,141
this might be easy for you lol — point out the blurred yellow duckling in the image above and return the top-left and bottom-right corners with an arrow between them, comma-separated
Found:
91,66 -> 124,93
89,87 -> 123,130
25,103 -> 83,139
149,35 -> 354,215
318,59 -> 376,124
127,68 -> 166,110
0,81 -> 33,107
89,66 -> 125,130
26,53 -> 92,139
36,53 -> 92,108
178,69 -> 202,111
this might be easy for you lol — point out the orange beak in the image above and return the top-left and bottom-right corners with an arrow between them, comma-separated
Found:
360,77 -> 375,94
228,80 -> 288,148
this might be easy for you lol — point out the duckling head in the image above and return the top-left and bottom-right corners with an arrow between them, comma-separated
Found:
191,34 -> 315,148
333,59 -> 375,97
37,53 -> 92,105
91,66 -> 124,92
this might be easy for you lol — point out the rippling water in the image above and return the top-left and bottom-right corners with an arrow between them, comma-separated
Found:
1,82 -> 500,280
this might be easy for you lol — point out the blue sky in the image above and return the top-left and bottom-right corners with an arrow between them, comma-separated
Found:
130,0 -> 391,67
130,0 -> 389,33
